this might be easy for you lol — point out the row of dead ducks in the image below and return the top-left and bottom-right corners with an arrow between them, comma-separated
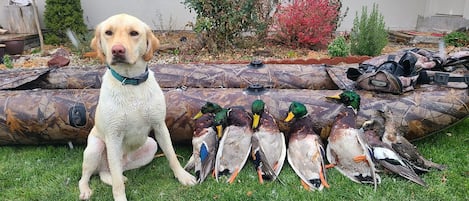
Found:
183,91 -> 446,191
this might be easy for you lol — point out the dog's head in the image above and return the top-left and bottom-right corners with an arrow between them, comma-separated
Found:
91,13 -> 160,65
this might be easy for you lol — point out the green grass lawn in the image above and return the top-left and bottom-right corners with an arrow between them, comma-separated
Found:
1,119 -> 468,201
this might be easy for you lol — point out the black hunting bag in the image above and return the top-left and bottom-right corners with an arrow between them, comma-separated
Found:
347,52 -> 469,94
347,53 -> 419,94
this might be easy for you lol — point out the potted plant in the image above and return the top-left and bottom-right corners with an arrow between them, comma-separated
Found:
0,44 -> 5,63
4,39 -> 24,55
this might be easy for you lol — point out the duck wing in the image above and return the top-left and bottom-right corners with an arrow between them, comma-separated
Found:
251,130 -> 286,183
215,126 -> 252,183
288,134 -> 329,190
327,128 -> 381,189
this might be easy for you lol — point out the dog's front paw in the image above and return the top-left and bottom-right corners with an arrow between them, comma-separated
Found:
79,186 -> 92,200
79,179 -> 92,200
175,169 -> 197,185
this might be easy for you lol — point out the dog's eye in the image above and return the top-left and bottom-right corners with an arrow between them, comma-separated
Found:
130,31 -> 139,36
105,30 -> 113,36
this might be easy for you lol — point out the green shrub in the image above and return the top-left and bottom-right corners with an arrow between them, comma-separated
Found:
183,0 -> 278,51
3,55 -> 13,69
328,36 -> 350,57
350,4 -> 388,56
44,0 -> 88,45
443,31 -> 469,47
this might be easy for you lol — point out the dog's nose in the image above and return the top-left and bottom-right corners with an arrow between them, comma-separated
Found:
111,45 -> 126,57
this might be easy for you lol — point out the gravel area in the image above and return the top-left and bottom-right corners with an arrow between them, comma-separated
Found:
0,31 -> 448,70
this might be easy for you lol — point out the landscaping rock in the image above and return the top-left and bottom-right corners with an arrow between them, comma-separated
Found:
47,55 -> 70,67
50,47 -> 70,57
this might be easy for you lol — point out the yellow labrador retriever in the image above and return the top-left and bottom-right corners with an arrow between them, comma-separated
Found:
78,13 -> 196,201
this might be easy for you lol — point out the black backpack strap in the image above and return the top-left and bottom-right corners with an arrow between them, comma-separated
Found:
417,71 -> 469,85
348,63 -> 379,81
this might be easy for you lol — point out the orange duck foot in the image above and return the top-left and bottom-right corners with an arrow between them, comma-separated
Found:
301,179 -> 311,191
325,164 -> 336,169
228,169 -> 240,184
353,155 -> 367,163
320,169 -> 330,188
257,169 -> 264,184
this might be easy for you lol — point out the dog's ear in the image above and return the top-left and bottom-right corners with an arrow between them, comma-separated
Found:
143,27 -> 160,61
91,25 -> 105,62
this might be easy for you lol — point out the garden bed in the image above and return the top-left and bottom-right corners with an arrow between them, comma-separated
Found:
0,31 -> 445,69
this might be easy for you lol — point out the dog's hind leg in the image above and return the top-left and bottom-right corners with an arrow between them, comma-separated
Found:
79,128 -> 105,200
93,144 -> 128,186
97,151 -> 125,186
123,137 -> 158,170
99,171 -> 128,186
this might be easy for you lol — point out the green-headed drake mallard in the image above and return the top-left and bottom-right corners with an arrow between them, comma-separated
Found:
214,107 -> 253,183
361,119 -> 427,187
380,106 -> 446,172
193,101 -> 223,120
284,101 -> 329,191
184,112 -> 218,183
326,90 -> 380,189
251,99 -> 286,184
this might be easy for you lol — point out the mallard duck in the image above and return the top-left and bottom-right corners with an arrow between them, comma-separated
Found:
193,101 -> 223,120
184,113 -> 218,183
326,90 -> 380,189
379,106 -> 446,172
214,107 -> 253,183
251,99 -> 286,184
284,101 -> 329,191
361,119 -> 427,186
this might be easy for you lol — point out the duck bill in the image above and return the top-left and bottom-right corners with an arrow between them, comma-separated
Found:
326,94 -> 341,100
193,111 -> 203,120
216,125 -> 223,138
252,114 -> 260,129
284,112 -> 295,122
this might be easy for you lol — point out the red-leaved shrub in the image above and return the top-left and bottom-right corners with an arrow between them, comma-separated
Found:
270,0 -> 340,49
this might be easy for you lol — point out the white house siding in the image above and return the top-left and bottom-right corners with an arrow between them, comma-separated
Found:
80,0 -> 196,30
337,0 -> 426,31
0,0 -> 196,31
0,0 -> 468,32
